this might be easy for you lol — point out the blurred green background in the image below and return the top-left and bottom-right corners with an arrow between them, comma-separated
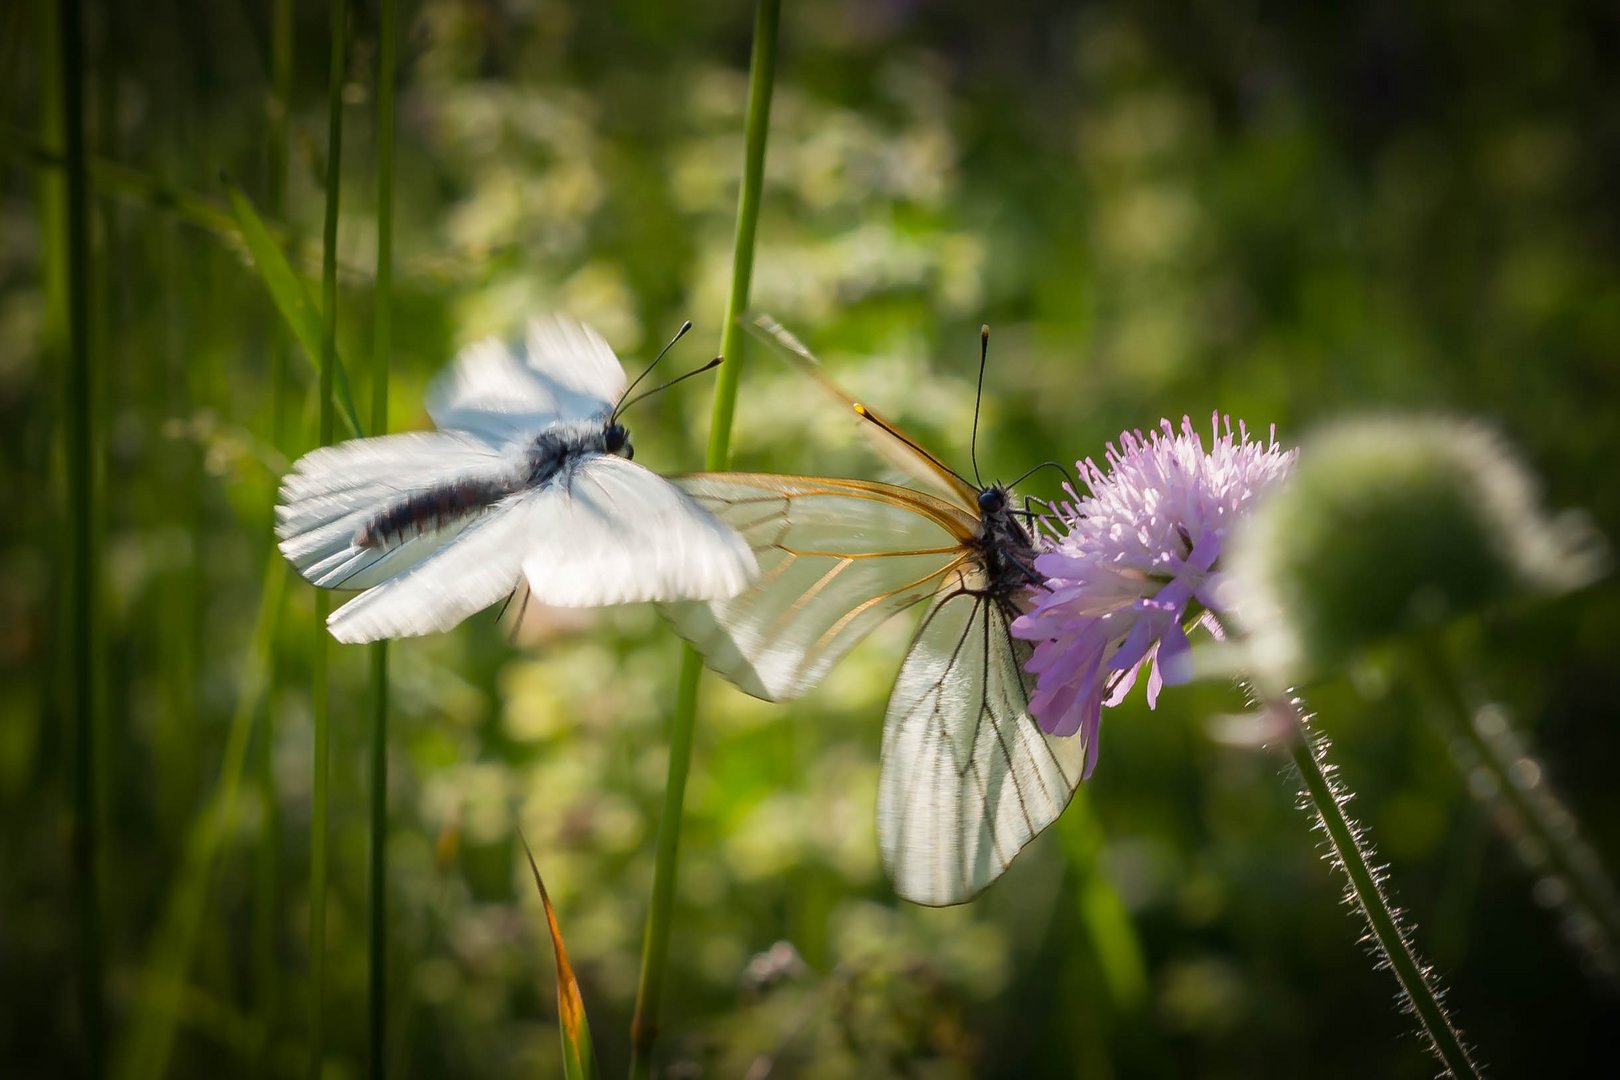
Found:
5,0 -> 1620,1076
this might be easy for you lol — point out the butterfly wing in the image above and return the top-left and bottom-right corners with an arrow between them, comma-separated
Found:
878,583 -> 1088,906
426,315 -> 628,444
518,454 -> 759,607
744,315 -> 982,508
324,487 -> 557,643
277,431 -> 517,592
665,473 -> 980,701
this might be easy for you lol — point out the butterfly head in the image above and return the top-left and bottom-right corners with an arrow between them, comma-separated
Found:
604,422 -> 634,461
977,486 -> 1007,515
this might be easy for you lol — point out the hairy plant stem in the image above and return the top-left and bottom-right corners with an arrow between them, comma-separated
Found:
368,0 -> 399,1072
1274,694 -> 1480,1078
309,2 -> 347,1076
628,2 -> 780,1075
1416,637 -> 1620,976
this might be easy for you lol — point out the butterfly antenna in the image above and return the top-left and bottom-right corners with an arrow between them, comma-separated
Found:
615,357 -> 724,415
969,324 -> 990,487
852,403 -> 978,491
613,320 -> 693,421
1007,459 -> 1076,492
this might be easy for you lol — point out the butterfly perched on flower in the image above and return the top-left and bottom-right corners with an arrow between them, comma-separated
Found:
277,316 -> 758,643
666,317 -> 1087,906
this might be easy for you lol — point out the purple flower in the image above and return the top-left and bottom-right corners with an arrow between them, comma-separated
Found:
1012,414 -> 1296,776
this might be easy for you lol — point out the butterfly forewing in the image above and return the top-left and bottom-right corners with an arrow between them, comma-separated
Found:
877,579 -> 1087,907
667,473 -> 979,701
745,316 -> 981,508
426,316 -> 628,445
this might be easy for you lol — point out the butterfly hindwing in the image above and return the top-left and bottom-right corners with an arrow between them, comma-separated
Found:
878,583 -> 1088,906
276,430 -> 516,591
325,488 -> 556,643
518,455 -> 758,608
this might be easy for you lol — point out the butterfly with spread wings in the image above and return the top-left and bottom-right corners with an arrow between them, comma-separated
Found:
276,316 -> 758,643
667,317 -> 1087,906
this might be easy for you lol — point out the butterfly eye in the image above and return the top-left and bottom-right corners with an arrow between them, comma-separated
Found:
604,423 -> 631,457
977,487 -> 1006,514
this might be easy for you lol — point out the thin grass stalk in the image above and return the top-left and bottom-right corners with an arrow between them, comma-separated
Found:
55,0 -> 104,1072
256,1 -> 295,1062
368,0 -> 399,1072
1273,693 -> 1480,1077
89,0 -> 120,934
309,1 -> 348,1075
267,0 -> 294,446
1417,638 -> 1620,976
628,2 -> 780,1074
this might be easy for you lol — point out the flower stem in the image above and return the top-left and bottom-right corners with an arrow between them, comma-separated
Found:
310,2 -> 347,1076
1416,637 -> 1620,977
1275,694 -> 1481,1078
368,0 -> 399,1072
629,2 -> 780,1075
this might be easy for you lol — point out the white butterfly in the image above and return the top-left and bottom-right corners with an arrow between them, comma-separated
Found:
277,316 -> 759,643
666,317 -> 1087,906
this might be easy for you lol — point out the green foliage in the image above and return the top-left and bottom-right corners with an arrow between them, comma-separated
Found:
225,179 -> 363,439
3,1 -> 1619,1077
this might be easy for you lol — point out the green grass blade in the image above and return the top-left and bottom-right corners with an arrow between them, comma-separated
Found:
519,832 -> 601,1080
368,0 -> 399,1073
253,0 -> 295,1063
223,178 -> 362,439
9,130 -> 248,243
309,3 -> 348,1076
51,0 -> 105,1072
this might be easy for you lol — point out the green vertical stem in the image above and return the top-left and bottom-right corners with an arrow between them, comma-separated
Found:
256,0 -> 294,1063
701,0 -> 779,471
1415,638 -> 1620,974
368,0 -> 399,1074
1274,694 -> 1481,1077
310,2 -> 348,1077
629,2 -> 780,1076
55,0 -> 103,1072
267,0 -> 294,447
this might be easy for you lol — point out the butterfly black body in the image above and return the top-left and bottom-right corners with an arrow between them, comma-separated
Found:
971,486 -> 1041,599
355,419 -> 636,551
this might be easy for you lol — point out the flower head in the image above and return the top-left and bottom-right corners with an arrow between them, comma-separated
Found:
1226,414 -> 1606,690
1012,414 -> 1296,775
